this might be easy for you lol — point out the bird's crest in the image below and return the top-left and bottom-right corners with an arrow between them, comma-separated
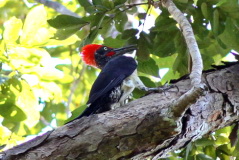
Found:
80,44 -> 102,67
80,44 -> 115,67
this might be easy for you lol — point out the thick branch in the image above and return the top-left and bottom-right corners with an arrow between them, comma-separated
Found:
1,63 -> 239,160
161,0 -> 203,87
171,86 -> 204,118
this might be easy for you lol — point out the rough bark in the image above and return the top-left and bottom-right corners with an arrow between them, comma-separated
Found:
1,63 -> 239,160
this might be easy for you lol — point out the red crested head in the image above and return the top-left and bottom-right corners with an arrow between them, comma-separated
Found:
80,44 -> 102,67
80,44 -> 137,68
80,44 -> 115,67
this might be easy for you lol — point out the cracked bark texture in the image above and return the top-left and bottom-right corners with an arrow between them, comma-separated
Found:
1,63 -> 239,160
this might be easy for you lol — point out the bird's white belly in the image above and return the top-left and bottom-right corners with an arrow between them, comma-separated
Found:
110,69 -> 144,110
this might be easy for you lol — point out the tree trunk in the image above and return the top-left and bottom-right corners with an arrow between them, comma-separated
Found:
1,63 -> 239,160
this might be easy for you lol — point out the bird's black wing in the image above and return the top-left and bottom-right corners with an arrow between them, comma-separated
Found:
65,56 -> 137,123
87,55 -> 137,104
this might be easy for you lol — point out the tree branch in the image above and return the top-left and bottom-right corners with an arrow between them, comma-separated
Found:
66,64 -> 86,116
1,63 -> 239,160
161,0 -> 203,87
35,0 -> 80,17
157,0 -> 205,119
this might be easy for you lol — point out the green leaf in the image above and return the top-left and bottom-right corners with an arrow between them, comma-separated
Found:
92,0 -> 102,6
0,77 -> 39,127
41,103 -> 67,126
138,13 -> 147,20
132,75 -> 158,100
232,137 -> 239,156
15,80 -> 40,128
139,76 -> 156,88
173,53 -> 189,76
78,0 -> 95,13
215,135 -> 230,146
80,13 -> 106,46
150,9 -> 179,57
80,28 -> 99,47
216,0 -> 230,7
121,29 -> 138,40
218,18 -> 239,51
114,0 -> 127,6
48,15 -> 88,29
55,103 -> 68,126
151,9 -> 177,32
87,13 -> 106,28
196,154 -> 214,160
41,102 -> 54,122
200,39 -> 229,68
201,2 -> 209,19
174,32 -> 187,55
34,82 -> 62,103
0,125 -> 24,151
137,58 -> 159,77
218,0 -> 239,19
212,9 -> 219,36
194,138 -> 215,146
65,105 -> 87,123
3,17 -> 22,43
114,10 -> 128,32
137,32 -> 152,61
52,25 -> 83,40
193,0 -> 198,5
204,146 -> 216,159
102,0 -> 114,9
48,15 -> 88,40
20,5 -> 47,45
217,144 -> 234,156
8,47 -> 51,70
185,142 -> 192,160
196,36 -> 212,49
103,35 -> 126,48
0,103 -> 27,122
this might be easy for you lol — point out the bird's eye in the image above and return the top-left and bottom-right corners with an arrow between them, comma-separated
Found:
104,47 -> 107,50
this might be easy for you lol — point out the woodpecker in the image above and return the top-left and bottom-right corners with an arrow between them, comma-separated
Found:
70,44 -> 160,121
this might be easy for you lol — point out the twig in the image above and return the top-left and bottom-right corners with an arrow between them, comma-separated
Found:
66,64 -> 86,117
40,116 -> 54,129
69,45 -> 74,75
125,2 -> 148,8
35,0 -> 80,18
121,2 -> 148,12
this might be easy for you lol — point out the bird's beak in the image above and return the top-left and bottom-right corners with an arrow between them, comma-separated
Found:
112,45 -> 137,57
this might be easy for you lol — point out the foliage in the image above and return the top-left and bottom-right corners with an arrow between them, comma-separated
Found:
163,126 -> 239,160
0,0 -> 239,159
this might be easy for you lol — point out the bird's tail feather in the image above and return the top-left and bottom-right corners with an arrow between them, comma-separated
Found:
65,102 -> 109,124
